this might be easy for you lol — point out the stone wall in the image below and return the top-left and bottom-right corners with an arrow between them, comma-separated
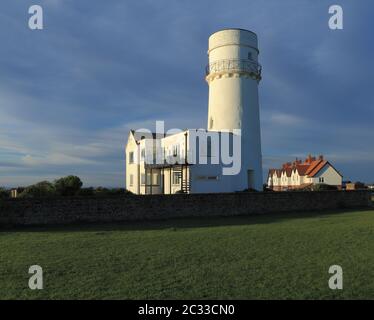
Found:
0,190 -> 371,226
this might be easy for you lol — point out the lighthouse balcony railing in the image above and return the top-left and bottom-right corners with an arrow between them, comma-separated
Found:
144,155 -> 190,169
205,59 -> 262,78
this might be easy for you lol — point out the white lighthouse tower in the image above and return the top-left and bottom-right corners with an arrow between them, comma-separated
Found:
206,28 -> 263,191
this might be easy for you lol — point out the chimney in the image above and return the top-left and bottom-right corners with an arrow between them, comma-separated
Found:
318,155 -> 324,160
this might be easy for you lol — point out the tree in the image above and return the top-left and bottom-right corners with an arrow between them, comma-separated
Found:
54,176 -> 83,196
19,181 -> 56,198
354,181 -> 366,189
0,187 -> 10,199
92,187 -> 131,196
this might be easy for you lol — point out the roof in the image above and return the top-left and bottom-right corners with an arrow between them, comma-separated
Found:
268,169 -> 275,178
211,28 -> 257,36
129,129 -> 236,145
295,164 -> 309,175
269,169 -> 281,177
306,160 -> 327,177
285,168 -> 293,177
267,155 -> 342,179
131,131 -> 159,141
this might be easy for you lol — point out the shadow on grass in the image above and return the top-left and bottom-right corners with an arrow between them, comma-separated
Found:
1,208 -> 372,234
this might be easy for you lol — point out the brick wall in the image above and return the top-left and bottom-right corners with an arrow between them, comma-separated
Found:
0,190 -> 371,226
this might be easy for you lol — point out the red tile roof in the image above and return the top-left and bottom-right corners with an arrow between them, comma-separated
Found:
267,155 -> 341,179
285,168 -> 293,177
307,160 -> 328,177
295,164 -> 309,175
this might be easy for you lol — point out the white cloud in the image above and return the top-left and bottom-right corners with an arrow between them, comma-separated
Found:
268,112 -> 306,126
21,153 -> 97,166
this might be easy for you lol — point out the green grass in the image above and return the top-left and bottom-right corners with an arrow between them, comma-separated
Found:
1,209 -> 374,300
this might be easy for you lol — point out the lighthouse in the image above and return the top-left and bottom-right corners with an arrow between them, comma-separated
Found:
126,28 -> 263,194
205,28 -> 263,191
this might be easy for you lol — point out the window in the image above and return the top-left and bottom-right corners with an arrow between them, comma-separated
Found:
129,152 -> 134,164
207,139 -> 212,158
129,174 -> 134,186
195,175 -> 219,181
207,176 -> 218,180
319,177 -> 325,183
152,173 -> 159,185
196,176 -> 206,180
146,173 -> 152,185
247,170 -> 255,189
141,173 -> 145,185
248,52 -> 253,60
172,171 -> 181,185
172,145 -> 180,157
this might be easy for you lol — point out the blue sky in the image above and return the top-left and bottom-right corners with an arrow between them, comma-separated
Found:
0,0 -> 373,187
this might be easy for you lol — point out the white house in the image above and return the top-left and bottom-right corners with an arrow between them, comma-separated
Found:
126,129 -> 252,194
126,28 -> 264,194
267,155 -> 343,191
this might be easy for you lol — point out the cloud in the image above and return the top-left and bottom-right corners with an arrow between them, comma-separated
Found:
267,113 -> 307,126
0,0 -> 373,187
21,153 -> 96,166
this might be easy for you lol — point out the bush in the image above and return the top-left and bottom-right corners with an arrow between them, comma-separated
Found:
76,187 -> 95,197
93,187 -> 130,196
19,181 -> 56,198
93,187 -> 110,196
16,187 -> 25,194
0,187 -> 10,199
311,183 -> 338,191
354,182 -> 366,189
11,175 -> 130,198
106,188 -> 129,195
54,175 -> 83,196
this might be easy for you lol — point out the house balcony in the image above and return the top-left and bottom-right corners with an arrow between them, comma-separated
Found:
144,155 -> 191,169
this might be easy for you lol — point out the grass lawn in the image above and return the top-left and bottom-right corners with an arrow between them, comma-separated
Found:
1,209 -> 374,300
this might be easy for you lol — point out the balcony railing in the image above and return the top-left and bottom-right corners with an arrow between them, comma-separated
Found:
205,59 -> 262,79
144,155 -> 189,168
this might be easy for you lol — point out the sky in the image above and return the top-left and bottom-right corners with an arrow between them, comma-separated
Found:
0,0 -> 373,188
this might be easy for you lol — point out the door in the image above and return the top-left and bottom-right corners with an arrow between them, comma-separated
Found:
247,169 -> 255,190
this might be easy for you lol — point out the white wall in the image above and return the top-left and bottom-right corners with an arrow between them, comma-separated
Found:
312,164 -> 342,186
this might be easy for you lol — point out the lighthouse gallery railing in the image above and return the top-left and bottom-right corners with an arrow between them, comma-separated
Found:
205,59 -> 262,79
